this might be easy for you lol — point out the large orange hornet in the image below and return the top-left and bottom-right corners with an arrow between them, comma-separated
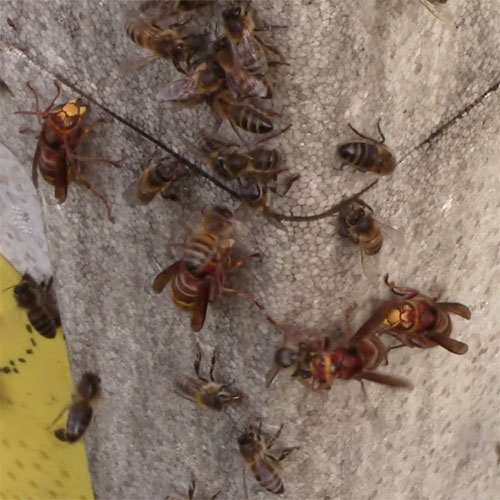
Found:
266,311 -> 411,391
16,81 -> 120,221
371,275 -> 471,354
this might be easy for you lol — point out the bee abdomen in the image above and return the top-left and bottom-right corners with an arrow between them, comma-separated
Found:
57,402 -> 93,442
254,464 -> 284,494
184,235 -> 217,272
28,307 -> 57,338
236,107 -> 273,134
338,142 -> 378,168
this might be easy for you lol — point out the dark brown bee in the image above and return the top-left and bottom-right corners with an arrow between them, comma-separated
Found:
123,156 -> 185,206
222,2 -> 285,77
185,126 -> 289,182
337,120 -> 396,175
16,81 -> 120,222
338,196 -> 403,282
152,206 -> 262,331
174,344 -> 243,411
54,372 -> 101,442
266,313 -> 411,390
239,421 -> 296,496
157,59 -> 225,103
13,273 -> 60,339
370,274 -> 471,354
213,37 -> 271,99
124,15 -> 207,74
165,476 -> 220,500
211,90 -> 278,135
418,0 -> 452,22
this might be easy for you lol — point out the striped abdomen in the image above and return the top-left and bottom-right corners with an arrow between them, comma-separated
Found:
251,458 -> 284,494
337,142 -> 395,174
224,101 -> 272,134
55,401 -> 93,442
28,306 -> 57,339
356,217 -> 383,256
139,165 -> 174,201
126,21 -> 171,56
171,269 -> 204,310
183,233 -> 219,274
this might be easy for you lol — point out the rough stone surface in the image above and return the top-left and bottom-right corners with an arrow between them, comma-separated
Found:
1,1 -> 499,499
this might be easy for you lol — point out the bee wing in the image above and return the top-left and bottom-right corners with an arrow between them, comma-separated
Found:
174,375 -> 203,402
118,53 -> 158,77
360,250 -> 381,285
252,455 -> 284,494
122,179 -> 146,207
32,142 -> 40,187
426,333 -> 469,354
265,364 -> 281,388
377,219 -> 405,248
54,162 -> 69,204
360,371 -> 413,389
191,280 -> 210,332
226,69 -> 269,99
418,0 -> 453,23
152,260 -> 182,293
233,31 -> 268,75
437,302 -> 472,320
157,74 -> 200,102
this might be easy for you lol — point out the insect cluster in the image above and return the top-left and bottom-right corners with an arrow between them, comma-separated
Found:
8,0 -> 472,497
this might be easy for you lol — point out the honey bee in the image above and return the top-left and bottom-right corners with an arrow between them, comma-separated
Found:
12,273 -> 60,339
222,1 -> 285,77
123,156 -> 185,206
165,477 -> 220,500
418,0 -> 453,22
238,421 -> 296,496
239,175 -> 300,231
16,81 -> 120,222
211,90 -> 278,135
266,313 -> 411,390
157,58 -> 225,103
152,206 -> 262,331
337,196 -> 403,282
54,372 -> 101,442
371,274 -> 471,354
123,13 -> 208,75
213,37 -> 271,99
337,120 -> 396,175
185,126 -> 289,182
174,344 -> 243,410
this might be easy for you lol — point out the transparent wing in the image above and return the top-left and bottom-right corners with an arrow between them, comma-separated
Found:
118,53 -> 158,77
360,249 -> 381,285
233,30 -> 268,75
226,69 -> 269,99
418,0 -> 453,23
122,179 -> 144,206
377,219 -> 405,248
157,75 -> 200,101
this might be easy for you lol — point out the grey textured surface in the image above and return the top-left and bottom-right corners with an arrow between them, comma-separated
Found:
1,1 -> 500,499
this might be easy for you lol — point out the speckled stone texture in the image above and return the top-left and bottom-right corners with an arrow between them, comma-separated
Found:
1,1 -> 499,499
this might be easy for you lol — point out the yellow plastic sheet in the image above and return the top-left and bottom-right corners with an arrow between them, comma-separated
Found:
0,254 -> 94,500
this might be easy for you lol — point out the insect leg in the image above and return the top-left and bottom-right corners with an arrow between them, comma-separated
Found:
76,175 -> 115,223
